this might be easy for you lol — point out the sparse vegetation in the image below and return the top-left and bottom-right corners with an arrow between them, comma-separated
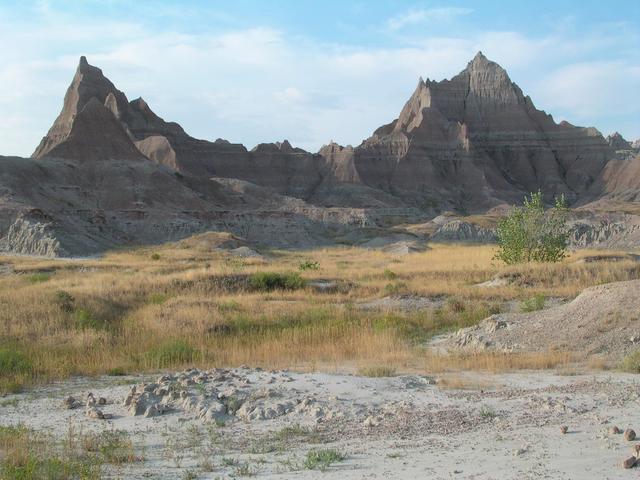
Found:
304,448 -> 346,471
520,293 -> 546,312
298,260 -> 320,271
0,244 -> 638,391
620,350 -> 640,373
357,365 -> 397,377
250,271 -> 305,291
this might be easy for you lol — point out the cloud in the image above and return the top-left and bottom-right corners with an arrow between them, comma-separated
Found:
387,7 -> 473,31
0,4 -> 637,155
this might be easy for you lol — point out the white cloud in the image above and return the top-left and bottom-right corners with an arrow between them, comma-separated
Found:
387,7 -> 473,31
0,7 -> 638,156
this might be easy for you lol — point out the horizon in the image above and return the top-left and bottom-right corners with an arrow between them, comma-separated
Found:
1,0 -> 639,156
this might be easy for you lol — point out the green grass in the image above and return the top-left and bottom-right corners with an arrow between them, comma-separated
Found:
520,293 -> 546,312
250,272 -> 305,291
144,339 -> 198,368
73,309 -> 106,330
25,272 -> 51,283
357,365 -> 397,377
148,293 -> 169,305
304,449 -> 346,471
620,350 -> 640,373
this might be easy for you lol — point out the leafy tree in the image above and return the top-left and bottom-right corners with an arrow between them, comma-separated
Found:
495,191 -> 569,264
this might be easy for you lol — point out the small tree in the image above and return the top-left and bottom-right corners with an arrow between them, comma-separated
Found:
495,191 -> 569,264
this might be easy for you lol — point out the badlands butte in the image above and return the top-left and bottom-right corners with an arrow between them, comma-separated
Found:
1,51 -> 640,256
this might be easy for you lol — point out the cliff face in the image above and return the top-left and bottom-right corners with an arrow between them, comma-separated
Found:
9,52 -> 638,256
320,52 -> 614,212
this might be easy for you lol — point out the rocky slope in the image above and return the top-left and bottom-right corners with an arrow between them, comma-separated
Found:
0,53 -> 638,256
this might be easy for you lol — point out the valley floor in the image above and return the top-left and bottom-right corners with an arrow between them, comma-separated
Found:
1,368 -> 639,479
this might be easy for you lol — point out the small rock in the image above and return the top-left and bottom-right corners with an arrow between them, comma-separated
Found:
98,397 -> 107,406
622,456 -> 636,469
86,392 -> 96,407
625,429 -> 636,441
364,415 -> 379,427
63,396 -> 81,410
85,406 -> 104,420
632,444 -> 640,457
609,426 -> 622,435
560,425 -> 568,434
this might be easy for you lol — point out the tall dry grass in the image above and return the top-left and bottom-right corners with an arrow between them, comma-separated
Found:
0,239 -> 638,392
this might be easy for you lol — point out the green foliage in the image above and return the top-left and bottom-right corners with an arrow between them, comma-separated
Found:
298,260 -> 320,271
357,365 -> 396,377
620,350 -> 640,373
73,309 -> 105,330
520,293 -> 546,312
145,340 -> 197,368
148,293 -> 169,305
26,272 -> 51,283
382,269 -> 397,280
150,253 -> 161,261
250,272 -> 305,291
0,348 -> 32,376
304,449 -> 346,471
54,290 -> 75,313
384,282 -> 408,296
495,191 -> 569,264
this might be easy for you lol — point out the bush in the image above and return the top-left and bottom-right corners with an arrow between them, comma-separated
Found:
145,340 -> 197,368
383,269 -> 397,280
298,260 -> 320,271
0,348 -> 32,376
26,272 -> 51,283
150,253 -> 161,261
495,191 -> 569,264
620,351 -> 640,373
54,290 -> 75,312
74,309 -> 105,330
520,294 -> 546,312
304,449 -> 346,471
250,272 -> 305,291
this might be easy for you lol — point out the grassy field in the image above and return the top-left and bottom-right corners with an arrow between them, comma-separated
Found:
1,234 -> 639,393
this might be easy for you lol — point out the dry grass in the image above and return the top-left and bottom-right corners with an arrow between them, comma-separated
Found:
0,239 -> 638,392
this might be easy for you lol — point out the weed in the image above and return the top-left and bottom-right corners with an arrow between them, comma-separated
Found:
148,293 -> 168,305
520,293 -> 546,312
144,340 -> 198,368
250,272 -> 305,291
620,350 -> 640,373
357,365 -> 396,377
26,272 -> 51,283
298,260 -> 320,271
382,269 -> 397,280
304,448 -> 346,471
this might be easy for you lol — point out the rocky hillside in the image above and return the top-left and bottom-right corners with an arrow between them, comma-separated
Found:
0,53 -> 638,256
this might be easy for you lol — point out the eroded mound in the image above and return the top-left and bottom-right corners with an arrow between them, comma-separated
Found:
439,280 -> 640,358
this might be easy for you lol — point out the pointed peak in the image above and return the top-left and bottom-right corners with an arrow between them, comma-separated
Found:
79,56 -> 88,67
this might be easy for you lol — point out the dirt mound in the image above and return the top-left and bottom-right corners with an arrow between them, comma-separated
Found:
438,280 -> 640,358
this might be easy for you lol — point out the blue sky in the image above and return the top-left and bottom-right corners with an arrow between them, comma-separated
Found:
1,0 -> 638,155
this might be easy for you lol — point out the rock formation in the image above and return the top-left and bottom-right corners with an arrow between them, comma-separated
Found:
0,52 -> 637,256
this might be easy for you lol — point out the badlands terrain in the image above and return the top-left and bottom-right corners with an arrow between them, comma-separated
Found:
0,52 -> 639,479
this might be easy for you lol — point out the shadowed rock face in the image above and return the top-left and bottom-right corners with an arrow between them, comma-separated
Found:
5,52 -> 637,256
320,52 -> 615,211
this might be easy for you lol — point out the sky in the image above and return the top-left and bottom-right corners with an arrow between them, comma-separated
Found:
0,0 -> 638,156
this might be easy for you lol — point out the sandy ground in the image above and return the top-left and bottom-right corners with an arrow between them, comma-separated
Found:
1,368 -> 640,479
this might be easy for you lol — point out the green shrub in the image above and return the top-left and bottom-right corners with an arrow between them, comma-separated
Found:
495,191 -> 569,264
357,366 -> 396,377
250,272 -> 305,291
304,449 -> 346,471
148,293 -> 168,305
54,290 -> 75,312
520,294 -> 546,312
0,348 -> 32,376
74,309 -> 105,330
383,269 -> 397,280
26,272 -> 51,283
150,253 -> 161,261
384,282 -> 408,296
145,340 -> 198,368
298,260 -> 320,271
620,351 -> 640,373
